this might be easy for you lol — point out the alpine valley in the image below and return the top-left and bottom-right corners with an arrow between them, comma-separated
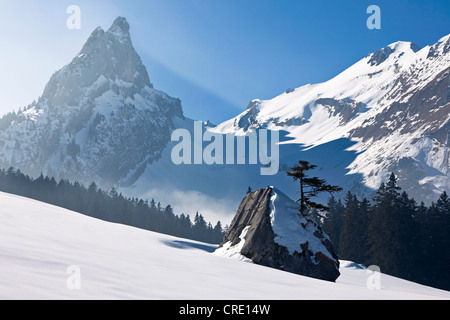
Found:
0,17 -> 448,224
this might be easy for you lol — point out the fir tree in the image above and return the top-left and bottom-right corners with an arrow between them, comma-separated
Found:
339,192 -> 368,263
421,191 -> 450,289
213,220 -> 224,243
287,160 -> 342,217
322,196 -> 345,255
436,191 -> 449,215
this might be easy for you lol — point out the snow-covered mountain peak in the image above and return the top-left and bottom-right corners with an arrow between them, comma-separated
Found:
367,41 -> 420,67
389,41 -> 421,53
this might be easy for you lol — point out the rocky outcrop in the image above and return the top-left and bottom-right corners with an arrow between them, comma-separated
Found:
215,187 -> 340,282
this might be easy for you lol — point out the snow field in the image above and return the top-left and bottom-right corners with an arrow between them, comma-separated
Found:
0,192 -> 449,300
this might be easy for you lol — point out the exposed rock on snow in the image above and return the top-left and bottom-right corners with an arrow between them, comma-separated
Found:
215,187 -> 340,282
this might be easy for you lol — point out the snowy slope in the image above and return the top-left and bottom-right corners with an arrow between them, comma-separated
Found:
0,192 -> 449,300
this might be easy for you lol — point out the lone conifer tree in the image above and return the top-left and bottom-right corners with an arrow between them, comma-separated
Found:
287,160 -> 343,217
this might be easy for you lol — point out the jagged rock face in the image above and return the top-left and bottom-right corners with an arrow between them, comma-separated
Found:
0,17 -> 183,188
42,17 -> 152,108
215,187 -> 340,282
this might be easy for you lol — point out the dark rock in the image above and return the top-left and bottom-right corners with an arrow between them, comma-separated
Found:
216,187 -> 340,282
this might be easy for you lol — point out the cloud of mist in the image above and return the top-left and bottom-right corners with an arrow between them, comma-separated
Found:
141,187 -> 238,227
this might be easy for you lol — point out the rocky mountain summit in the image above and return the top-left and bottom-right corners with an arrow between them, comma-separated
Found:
214,187 -> 340,282
0,17 -> 183,188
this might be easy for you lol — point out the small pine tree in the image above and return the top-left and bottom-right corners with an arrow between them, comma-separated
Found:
287,160 -> 342,218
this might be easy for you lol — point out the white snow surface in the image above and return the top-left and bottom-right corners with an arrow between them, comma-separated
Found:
0,192 -> 449,300
212,226 -> 253,263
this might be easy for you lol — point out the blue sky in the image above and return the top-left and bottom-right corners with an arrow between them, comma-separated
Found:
0,0 -> 449,123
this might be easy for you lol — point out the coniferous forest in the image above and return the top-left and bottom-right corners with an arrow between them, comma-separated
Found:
0,167 -> 225,245
322,173 -> 450,291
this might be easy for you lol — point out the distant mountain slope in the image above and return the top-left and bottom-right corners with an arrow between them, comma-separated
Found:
213,35 -> 450,204
0,191 -> 449,299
